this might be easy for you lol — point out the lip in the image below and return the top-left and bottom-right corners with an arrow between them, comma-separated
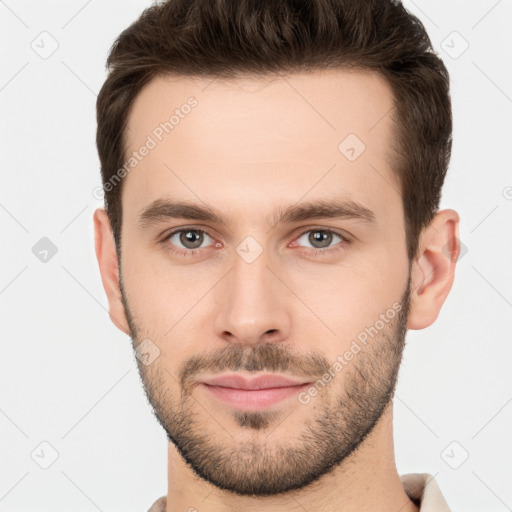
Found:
199,374 -> 312,410
201,374 -> 309,390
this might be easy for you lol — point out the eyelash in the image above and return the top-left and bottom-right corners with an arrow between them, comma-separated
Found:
160,227 -> 351,258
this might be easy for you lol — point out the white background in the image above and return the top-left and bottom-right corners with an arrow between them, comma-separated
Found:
1,0 -> 511,510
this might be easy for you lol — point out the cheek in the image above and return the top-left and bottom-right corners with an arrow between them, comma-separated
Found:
286,253 -> 407,347
122,255 -> 232,358
121,225 -> 408,351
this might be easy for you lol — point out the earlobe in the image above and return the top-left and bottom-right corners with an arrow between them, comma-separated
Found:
93,208 -> 131,335
407,209 -> 460,330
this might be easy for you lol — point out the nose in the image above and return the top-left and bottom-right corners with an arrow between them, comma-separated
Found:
213,244 -> 291,346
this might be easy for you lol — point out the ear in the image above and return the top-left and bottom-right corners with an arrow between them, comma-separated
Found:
408,209 -> 460,330
93,208 -> 130,335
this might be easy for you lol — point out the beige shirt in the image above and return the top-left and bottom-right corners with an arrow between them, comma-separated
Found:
147,472 -> 451,511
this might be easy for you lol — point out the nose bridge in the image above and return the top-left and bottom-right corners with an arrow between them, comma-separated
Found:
214,240 -> 290,344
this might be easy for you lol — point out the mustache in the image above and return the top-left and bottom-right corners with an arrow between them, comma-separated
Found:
179,343 -> 331,389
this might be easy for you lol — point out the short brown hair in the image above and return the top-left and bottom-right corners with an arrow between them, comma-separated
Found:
96,0 -> 452,261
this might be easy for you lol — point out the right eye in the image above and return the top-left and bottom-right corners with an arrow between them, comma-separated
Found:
162,228 -> 218,257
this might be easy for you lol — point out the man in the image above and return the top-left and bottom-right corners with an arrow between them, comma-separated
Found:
93,0 -> 460,510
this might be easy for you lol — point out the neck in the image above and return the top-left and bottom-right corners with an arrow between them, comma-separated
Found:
165,402 -> 418,512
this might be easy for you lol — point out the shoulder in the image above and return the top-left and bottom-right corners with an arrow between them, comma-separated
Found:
400,473 -> 452,512
147,495 -> 167,512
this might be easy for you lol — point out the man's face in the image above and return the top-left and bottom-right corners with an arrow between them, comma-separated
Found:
118,70 -> 412,495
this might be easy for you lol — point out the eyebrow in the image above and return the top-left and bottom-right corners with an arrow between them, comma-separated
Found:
137,197 -> 376,229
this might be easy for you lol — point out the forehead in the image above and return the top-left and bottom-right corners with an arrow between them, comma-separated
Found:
122,69 -> 400,224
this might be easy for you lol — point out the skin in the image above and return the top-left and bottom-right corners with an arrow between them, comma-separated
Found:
94,69 -> 460,512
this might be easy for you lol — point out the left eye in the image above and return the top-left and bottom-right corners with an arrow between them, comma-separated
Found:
295,229 -> 345,250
